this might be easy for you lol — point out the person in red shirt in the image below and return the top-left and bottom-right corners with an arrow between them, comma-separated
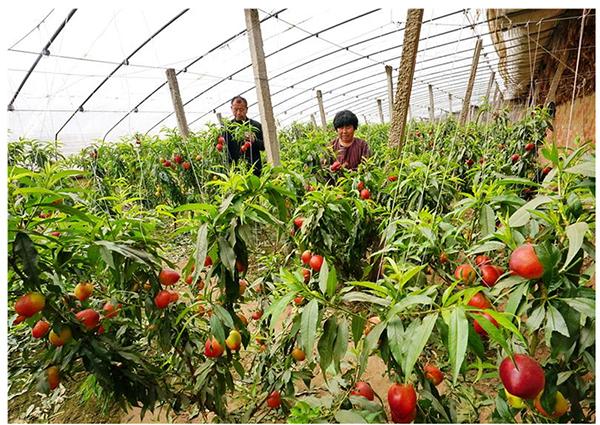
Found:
330,110 -> 370,171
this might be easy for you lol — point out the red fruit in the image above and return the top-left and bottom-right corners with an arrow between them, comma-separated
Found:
47,366 -> 60,390
301,250 -> 312,265
169,291 -> 179,302
439,252 -> 449,264
240,141 -> 252,153
266,390 -> 281,409
294,217 -> 304,228
541,166 -> 552,175
309,255 -> 324,272
466,159 -> 474,167
13,315 -> 26,325
154,290 -> 172,309
454,264 -> 476,284
173,154 -> 183,164
473,312 -> 499,336
239,279 -> 247,295
511,154 -> 520,163
291,348 -> 306,362
387,175 -> 398,182
474,255 -> 491,266
15,292 -> 46,317
467,292 -> 492,309
357,181 -> 365,191
388,383 -> 417,418
204,337 -> 224,358
216,143 -> 223,152
204,255 -> 213,267
74,282 -> 93,302
185,275 -> 193,285
48,327 -> 72,346
391,407 -> 417,423
330,161 -> 342,172
252,310 -> 263,320
351,381 -> 375,401
293,295 -> 304,306
499,354 -> 545,400
480,264 -> 501,287
360,189 -> 371,200
236,259 -> 246,273
158,268 -> 180,286
75,309 -> 100,329
306,184 -> 315,191
50,231 -> 61,237
217,135 -> 225,144
525,143 -> 535,152
509,244 -> 544,279
163,160 -> 172,167
32,320 -> 51,338
302,268 -> 311,282
182,161 -> 191,170
97,325 -> 105,335
424,364 -> 443,386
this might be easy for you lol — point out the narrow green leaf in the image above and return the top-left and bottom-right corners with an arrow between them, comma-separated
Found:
403,313 -> 438,381
266,292 -> 296,331
334,410 -> 367,423
209,314 -> 225,346
561,222 -> 589,271
447,306 -> 469,385
359,321 -> 386,376
387,318 -> 405,366
326,264 -> 337,299
300,299 -> 319,362
341,292 -> 390,306
317,317 -> 337,377
480,204 -> 495,236
564,159 -> 595,177
504,282 -> 528,316
388,295 -> 434,317
195,223 -> 208,272
351,315 -> 366,346
508,196 -> 553,227
467,241 -> 506,255
217,237 -> 235,272
332,318 -> 349,374
561,297 -> 595,319
546,304 -> 570,338
318,258 -> 329,297
526,305 -> 546,331
212,304 -> 234,329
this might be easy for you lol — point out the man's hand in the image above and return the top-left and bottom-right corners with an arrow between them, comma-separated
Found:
244,132 -> 256,143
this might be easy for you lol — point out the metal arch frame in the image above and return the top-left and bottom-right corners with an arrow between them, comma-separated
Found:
54,9 -> 190,141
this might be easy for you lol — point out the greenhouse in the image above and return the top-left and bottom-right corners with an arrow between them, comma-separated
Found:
6,7 -> 596,424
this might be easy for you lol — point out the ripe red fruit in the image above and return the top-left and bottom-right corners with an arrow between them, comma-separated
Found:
424,364 -> 444,386
169,291 -> 179,303
360,188 -> 371,200
50,231 -> 61,237
182,161 -> 191,170
266,390 -> 281,409
330,161 -> 342,172
302,268 -> 311,282
74,282 -> 93,302
439,252 -> 449,264
309,255 -> 324,272
499,354 -> 545,400
236,259 -> 246,273
154,290 -> 172,309
301,250 -> 312,265
351,381 -> 375,401
391,406 -> 417,423
474,255 -> 491,266
163,160 -> 172,167
293,295 -> 304,306
13,315 -> 26,325
240,141 -> 252,153
294,217 -> 304,228
525,143 -> 535,152
454,264 -> 476,284
173,154 -> 183,164
387,175 -> 398,182
97,325 -> 105,335
541,166 -> 552,175
480,264 -> 501,287
204,255 -> 213,267
216,143 -> 223,152
473,312 -> 499,336
217,135 -> 225,144
388,383 -> 417,419
185,275 -> 193,285
511,154 -> 521,163
466,159 -> 474,167
158,268 -> 180,286
509,244 -> 544,279
252,310 -> 263,320
32,320 -> 51,338
15,292 -> 46,317
204,337 -> 224,358
357,181 -> 365,191
467,292 -> 492,309
47,366 -> 60,390
75,309 -> 100,329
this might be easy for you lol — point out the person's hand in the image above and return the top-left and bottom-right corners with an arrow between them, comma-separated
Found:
244,132 -> 256,143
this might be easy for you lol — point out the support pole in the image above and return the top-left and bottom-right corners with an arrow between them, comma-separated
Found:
166,68 -> 190,139
310,113 -> 317,127
216,112 -> 223,125
546,48 -> 569,105
316,90 -> 327,131
485,71 -> 495,101
245,9 -> 280,166
385,65 -> 394,120
363,114 -> 369,125
459,38 -> 483,126
428,84 -> 435,122
448,93 -> 453,116
389,9 -> 423,148
377,99 -> 384,123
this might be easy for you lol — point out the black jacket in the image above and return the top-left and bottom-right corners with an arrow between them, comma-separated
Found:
222,118 -> 265,176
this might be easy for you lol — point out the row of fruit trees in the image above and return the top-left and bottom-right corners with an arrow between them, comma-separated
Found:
7,106 -> 595,423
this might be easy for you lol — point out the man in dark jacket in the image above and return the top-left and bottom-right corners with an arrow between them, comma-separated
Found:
221,96 -> 265,176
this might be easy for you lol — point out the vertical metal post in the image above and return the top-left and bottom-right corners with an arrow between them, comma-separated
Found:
428,84 -> 435,122
166,68 -> 190,139
385,65 -> 394,120
316,90 -> 327,131
459,38 -> 483,125
377,99 -> 384,123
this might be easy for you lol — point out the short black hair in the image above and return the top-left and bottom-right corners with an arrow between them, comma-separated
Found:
231,96 -> 248,107
333,110 -> 358,130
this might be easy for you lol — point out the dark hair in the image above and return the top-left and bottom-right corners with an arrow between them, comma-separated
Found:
333,110 -> 359,130
231,96 -> 248,107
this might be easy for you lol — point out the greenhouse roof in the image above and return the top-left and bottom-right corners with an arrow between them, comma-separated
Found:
5,7 -> 589,154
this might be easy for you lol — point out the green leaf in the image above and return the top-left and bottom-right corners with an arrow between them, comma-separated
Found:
545,304 -> 570,340
351,315 -> 366,346
334,410 -> 367,423
195,223 -> 209,273
333,319 -> 349,374
212,304 -> 234,329
317,317 -> 336,377
564,159 -> 595,177
98,245 -> 115,270
209,314 -> 225,346
508,196 -> 553,227
359,321 -> 386,376
318,258 -> 329,297
561,222 -> 589,271
535,242 -> 561,280
504,282 -> 528,316
266,292 -> 296,331
13,232 -> 40,288
341,292 -> 390,306
526,305 -> 546,331
326,264 -> 337,299
561,297 -> 595,320
480,204 -> 495,236
467,241 -> 506,255
300,299 -> 319,362
403,313 -> 438,381
446,306 -> 469,385
217,237 -> 235,272
485,310 -> 525,344
388,295 -> 434,317
387,318 -> 405,366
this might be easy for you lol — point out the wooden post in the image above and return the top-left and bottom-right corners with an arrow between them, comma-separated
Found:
316,90 -> 327,131
363,114 -> 369,124
385,65 -> 394,120
165,68 -> 189,139
216,112 -> 223,125
485,72 -> 495,101
448,93 -> 453,116
389,9 -> 423,148
377,99 -> 384,123
310,113 -> 317,127
546,48 -> 569,105
245,9 -> 280,166
459,38 -> 483,126
428,84 -> 435,122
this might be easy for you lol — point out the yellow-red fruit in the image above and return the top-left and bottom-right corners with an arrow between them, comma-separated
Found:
454,264 -> 476,284
293,295 -> 304,306
32,320 -> 51,338
534,390 -> 570,418
225,330 -> 242,351
204,337 -> 224,358
239,279 -> 247,296
301,250 -> 312,265
47,366 -> 60,390
49,326 -> 72,346
360,188 -> 371,200
169,291 -> 179,303
424,364 -> 444,386
252,310 -> 263,320
158,268 -> 180,286
302,268 -> 311,282
291,348 -> 305,361
499,354 -> 545,400
13,315 -> 26,325
74,282 -> 93,301
103,302 -> 121,318
75,309 -> 100,329
505,389 -> 526,409
15,292 -> 46,317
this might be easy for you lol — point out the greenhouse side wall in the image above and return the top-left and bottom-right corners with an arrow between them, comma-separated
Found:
551,93 -> 596,147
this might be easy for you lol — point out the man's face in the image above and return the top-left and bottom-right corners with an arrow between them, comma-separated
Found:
336,124 -> 355,144
231,100 -> 248,121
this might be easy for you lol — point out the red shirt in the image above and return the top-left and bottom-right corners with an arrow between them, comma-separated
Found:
331,137 -> 371,170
